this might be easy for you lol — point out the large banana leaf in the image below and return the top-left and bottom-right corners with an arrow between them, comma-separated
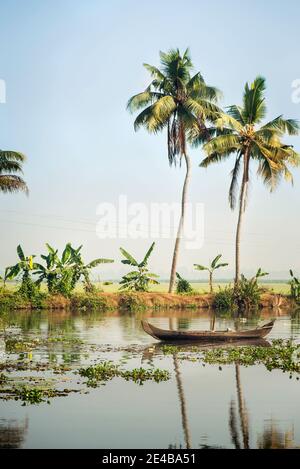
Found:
139,242 -> 155,267
17,244 -> 25,261
87,258 -> 114,268
120,247 -> 138,266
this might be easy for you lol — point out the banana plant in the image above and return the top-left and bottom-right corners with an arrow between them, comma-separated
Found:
0,267 -> 10,288
0,273 -> 5,289
234,268 -> 269,310
194,254 -> 228,293
35,243 -> 75,294
289,270 -> 300,301
35,243 -> 114,294
251,268 -> 269,281
5,245 -> 38,282
119,242 -> 159,292
69,245 -> 114,293
34,244 -> 60,293
5,245 -> 40,296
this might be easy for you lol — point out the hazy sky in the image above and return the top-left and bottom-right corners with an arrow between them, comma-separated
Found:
0,0 -> 299,280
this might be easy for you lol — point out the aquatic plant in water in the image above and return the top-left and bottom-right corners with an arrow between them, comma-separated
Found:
78,361 -> 119,387
161,340 -> 300,377
78,361 -> 170,387
121,368 -> 170,385
202,340 -> 300,376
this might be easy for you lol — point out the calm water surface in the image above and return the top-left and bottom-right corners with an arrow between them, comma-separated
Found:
1,308 -> 300,449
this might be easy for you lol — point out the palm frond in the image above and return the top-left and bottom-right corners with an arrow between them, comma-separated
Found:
215,113 -> 243,133
0,175 -> 28,194
133,105 -> 166,133
127,89 -> 165,113
260,115 -> 300,136
143,63 -> 166,82
160,48 -> 193,84
227,105 -> 245,125
242,76 -> 267,124
0,154 -> 24,174
152,96 -> 176,123
203,134 -> 240,157
186,98 -> 222,120
0,151 -> 26,162
200,151 -> 236,168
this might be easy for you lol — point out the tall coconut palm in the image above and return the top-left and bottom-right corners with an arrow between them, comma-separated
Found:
0,151 -> 28,194
127,48 -> 221,293
199,77 -> 300,283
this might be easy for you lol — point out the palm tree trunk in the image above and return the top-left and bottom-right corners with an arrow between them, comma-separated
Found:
235,151 -> 250,284
168,153 -> 192,293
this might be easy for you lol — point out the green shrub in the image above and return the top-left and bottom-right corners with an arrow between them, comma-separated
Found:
234,274 -> 262,311
176,273 -> 193,294
70,294 -> 111,311
118,293 -> 147,310
0,292 -> 30,309
213,287 -> 236,311
213,269 -> 268,311
18,275 -> 41,299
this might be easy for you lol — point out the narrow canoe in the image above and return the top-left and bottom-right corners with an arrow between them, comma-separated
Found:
141,320 -> 275,342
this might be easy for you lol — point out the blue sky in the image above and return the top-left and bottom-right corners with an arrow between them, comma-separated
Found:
0,0 -> 299,280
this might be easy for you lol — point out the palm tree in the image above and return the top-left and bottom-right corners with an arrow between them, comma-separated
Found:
0,151 -> 28,194
127,48 -> 221,292
200,76 -> 300,283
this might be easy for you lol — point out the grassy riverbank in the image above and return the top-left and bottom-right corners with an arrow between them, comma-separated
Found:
0,289 -> 296,312
3,281 -> 292,295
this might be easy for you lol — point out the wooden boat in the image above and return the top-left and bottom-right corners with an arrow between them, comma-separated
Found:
141,320 -> 275,342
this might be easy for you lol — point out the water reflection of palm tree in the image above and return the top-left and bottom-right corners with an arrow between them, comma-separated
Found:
169,318 -> 192,449
0,418 -> 28,449
229,366 -> 297,449
210,311 -> 216,331
231,365 -> 249,449
173,355 -> 192,449
257,422 -> 296,449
